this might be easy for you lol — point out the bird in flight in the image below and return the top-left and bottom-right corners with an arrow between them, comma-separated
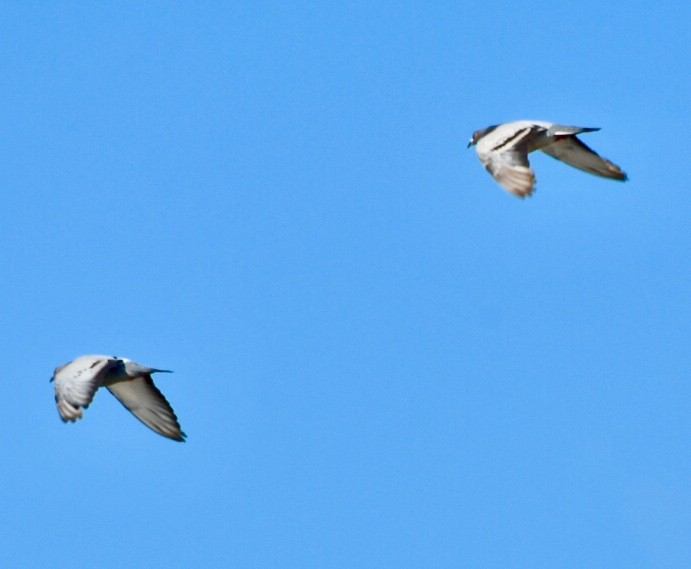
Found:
51,355 -> 186,442
468,120 -> 627,198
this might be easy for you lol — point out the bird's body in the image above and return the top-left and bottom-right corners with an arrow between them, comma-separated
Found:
468,120 -> 628,198
52,355 -> 186,442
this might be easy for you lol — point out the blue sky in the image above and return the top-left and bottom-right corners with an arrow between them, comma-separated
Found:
1,2 -> 689,567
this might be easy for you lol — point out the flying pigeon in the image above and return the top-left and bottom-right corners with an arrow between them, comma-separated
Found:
51,355 -> 186,442
468,120 -> 628,198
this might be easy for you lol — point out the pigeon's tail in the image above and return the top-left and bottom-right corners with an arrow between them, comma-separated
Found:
548,125 -> 600,136
121,360 -> 173,376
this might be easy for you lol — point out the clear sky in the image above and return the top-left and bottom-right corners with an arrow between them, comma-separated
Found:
1,2 -> 688,567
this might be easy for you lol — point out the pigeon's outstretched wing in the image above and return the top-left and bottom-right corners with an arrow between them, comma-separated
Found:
52,356 -> 122,421
480,148 -> 536,198
475,122 -> 541,197
540,136 -> 628,180
107,374 -> 186,442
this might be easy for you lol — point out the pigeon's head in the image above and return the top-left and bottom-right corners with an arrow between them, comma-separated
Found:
50,362 -> 68,382
467,125 -> 498,148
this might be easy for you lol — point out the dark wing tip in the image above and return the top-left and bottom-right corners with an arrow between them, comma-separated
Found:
166,430 -> 187,442
605,160 -> 628,181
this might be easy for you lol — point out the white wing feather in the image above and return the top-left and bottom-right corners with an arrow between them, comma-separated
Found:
53,356 -> 121,421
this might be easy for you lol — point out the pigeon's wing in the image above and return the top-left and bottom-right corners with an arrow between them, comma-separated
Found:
53,356 -> 122,421
475,123 -> 541,198
106,376 -> 186,442
479,147 -> 536,198
541,136 -> 628,180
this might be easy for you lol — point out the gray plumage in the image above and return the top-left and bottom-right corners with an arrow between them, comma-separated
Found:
51,355 -> 186,442
468,120 -> 627,198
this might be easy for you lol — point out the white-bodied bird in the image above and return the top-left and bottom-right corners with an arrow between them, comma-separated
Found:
51,355 -> 186,442
468,120 -> 628,198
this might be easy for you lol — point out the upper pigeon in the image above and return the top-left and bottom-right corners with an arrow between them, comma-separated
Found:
468,120 -> 627,197
51,355 -> 186,442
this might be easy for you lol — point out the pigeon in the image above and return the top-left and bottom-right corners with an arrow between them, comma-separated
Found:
468,120 -> 628,198
51,355 -> 186,442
